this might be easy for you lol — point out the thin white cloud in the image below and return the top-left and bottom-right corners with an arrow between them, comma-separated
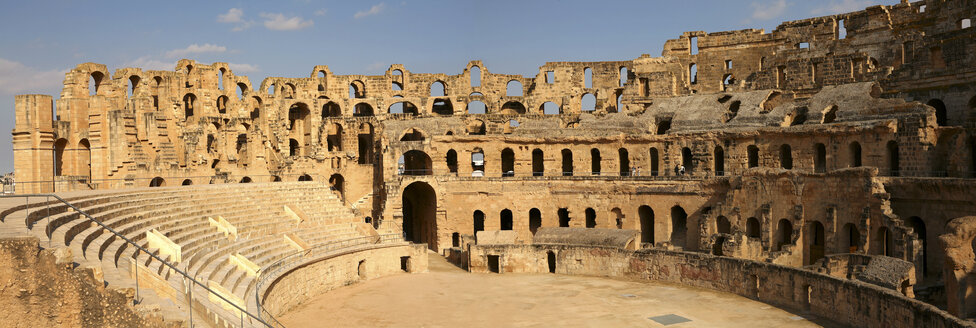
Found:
229,63 -> 259,73
0,58 -> 66,95
314,9 -> 327,16
811,0 -> 874,15
217,8 -> 244,23
260,13 -> 313,31
165,43 -> 227,58
123,56 -> 173,71
218,8 -> 255,31
354,3 -> 386,19
750,0 -> 788,21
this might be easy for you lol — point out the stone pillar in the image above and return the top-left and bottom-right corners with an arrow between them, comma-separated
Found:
13,95 -> 55,193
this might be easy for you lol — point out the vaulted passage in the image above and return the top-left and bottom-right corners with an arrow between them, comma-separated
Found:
670,206 -> 687,248
402,182 -> 438,250
639,205 -> 654,244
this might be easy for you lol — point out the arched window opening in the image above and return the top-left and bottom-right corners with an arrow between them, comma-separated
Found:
237,83 -> 247,100
501,148 -> 515,177
217,68 -> 225,90
775,219 -> 793,251
349,80 -> 366,99
639,205 -> 654,244
585,208 -> 597,228
561,149 -> 573,176
713,146 -> 725,176
288,103 -> 310,132
887,140 -> 900,176
717,216 -> 731,234
612,208 -> 624,229
681,147 -> 693,174
842,223 -> 860,252
542,102 -> 560,115
390,101 -> 418,115
908,217 -> 927,277
780,144 -> 793,170
183,94 -> 196,119
149,177 -> 165,187
323,102 -> 341,118
392,81 -> 403,91
584,67 -> 593,88
532,149 -> 544,177
747,145 -> 760,168
240,176 -> 252,183
298,174 -> 313,181
471,150 -> 485,177
329,174 -> 345,201
529,209 -> 542,235
500,209 -> 513,231
506,80 -> 522,97
501,101 -> 526,115
128,75 -> 140,98
89,71 -> 103,96
581,93 -> 596,111
849,142 -> 862,167
814,143 -> 827,173
874,227 -> 894,257
54,138 -> 68,176
354,103 -> 374,117
216,95 -> 228,114
446,149 -> 458,174
670,206 -> 688,248
746,217 -> 760,238
289,139 -> 300,157
470,66 -> 482,87
558,208 -> 571,227
927,99 -> 947,126
590,148 -> 601,176
181,179 -> 193,186
616,94 -> 623,113
619,148 -> 630,176
79,139 -> 91,178
430,81 -> 446,97
402,150 -> 433,176
467,101 -> 487,114
268,83 -> 275,95
236,133 -> 248,163
327,123 -> 343,151
432,98 -> 453,115
689,63 -> 698,85
806,221 -> 827,265
649,147 -> 660,176
474,210 -> 485,233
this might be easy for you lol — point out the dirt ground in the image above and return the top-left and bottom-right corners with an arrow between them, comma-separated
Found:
278,254 -> 839,327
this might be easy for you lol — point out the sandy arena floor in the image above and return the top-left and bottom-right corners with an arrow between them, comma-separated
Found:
278,253 -> 840,327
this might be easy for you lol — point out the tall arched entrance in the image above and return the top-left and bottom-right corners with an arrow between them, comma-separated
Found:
402,182 -> 438,250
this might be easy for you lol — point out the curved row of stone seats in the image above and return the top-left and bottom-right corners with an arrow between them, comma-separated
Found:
0,181 -> 373,327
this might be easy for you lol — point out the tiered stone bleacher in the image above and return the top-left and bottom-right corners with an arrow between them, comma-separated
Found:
0,182 -> 391,327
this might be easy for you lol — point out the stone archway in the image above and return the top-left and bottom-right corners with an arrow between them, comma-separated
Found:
402,181 -> 438,250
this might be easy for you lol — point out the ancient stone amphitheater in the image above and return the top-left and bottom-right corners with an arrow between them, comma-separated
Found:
4,1 -> 976,327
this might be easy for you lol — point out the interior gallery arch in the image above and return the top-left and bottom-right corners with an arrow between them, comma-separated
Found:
402,182 -> 438,250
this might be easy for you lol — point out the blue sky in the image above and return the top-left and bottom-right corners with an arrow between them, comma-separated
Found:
0,0 -> 899,174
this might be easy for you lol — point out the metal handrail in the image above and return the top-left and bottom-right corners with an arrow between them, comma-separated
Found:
253,233 -> 404,328
2,193 -> 273,327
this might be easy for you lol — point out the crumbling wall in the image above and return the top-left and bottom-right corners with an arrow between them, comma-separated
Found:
469,244 -> 973,328
0,236 -> 179,328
